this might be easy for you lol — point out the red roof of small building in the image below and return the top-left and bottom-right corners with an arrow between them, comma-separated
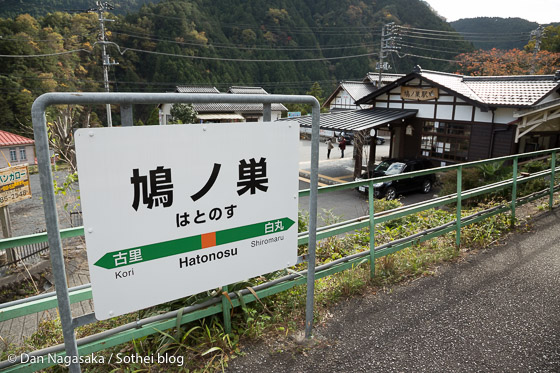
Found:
0,130 -> 34,146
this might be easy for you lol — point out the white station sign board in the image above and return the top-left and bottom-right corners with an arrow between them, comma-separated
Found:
75,122 -> 299,319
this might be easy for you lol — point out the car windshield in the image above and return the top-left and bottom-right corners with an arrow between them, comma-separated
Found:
375,161 -> 405,175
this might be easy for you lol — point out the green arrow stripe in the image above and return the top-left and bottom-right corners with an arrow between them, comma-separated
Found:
94,217 -> 294,270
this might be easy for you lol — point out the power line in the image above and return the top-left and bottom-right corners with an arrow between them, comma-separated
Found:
111,29 -> 380,51
0,49 -> 91,57
0,35 -> 86,42
136,11 -> 382,34
396,42 -> 468,55
396,51 -> 461,63
399,32 -> 529,43
112,44 -> 379,62
397,25 -> 532,37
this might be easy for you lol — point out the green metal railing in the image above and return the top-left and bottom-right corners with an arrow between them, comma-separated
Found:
0,147 -> 559,372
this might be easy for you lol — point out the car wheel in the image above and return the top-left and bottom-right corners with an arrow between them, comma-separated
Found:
385,187 -> 397,200
422,179 -> 432,193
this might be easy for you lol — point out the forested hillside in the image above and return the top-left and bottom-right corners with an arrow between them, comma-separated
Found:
0,0 -> 470,132
451,17 -> 539,50
0,0 -> 155,18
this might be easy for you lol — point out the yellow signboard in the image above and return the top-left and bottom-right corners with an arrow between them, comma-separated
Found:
0,164 -> 32,207
401,86 -> 439,101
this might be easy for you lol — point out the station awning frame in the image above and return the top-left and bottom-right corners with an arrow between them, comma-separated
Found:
281,108 -> 418,133
514,99 -> 560,143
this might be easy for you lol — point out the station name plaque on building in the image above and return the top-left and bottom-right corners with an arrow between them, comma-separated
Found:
75,122 -> 299,319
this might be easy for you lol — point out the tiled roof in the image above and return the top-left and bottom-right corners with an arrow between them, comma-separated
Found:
176,86 -> 220,94
228,86 -> 268,94
357,68 -> 560,108
192,102 -> 288,113
463,76 -> 559,106
419,71 -> 484,103
174,85 -> 288,112
419,70 -> 559,107
364,72 -> 404,86
340,81 -> 376,102
0,130 -> 34,146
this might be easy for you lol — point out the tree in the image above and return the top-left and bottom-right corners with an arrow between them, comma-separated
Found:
170,103 -> 198,124
524,25 -> 560,53
47,105 -> 97,173
454,48 -> 560,76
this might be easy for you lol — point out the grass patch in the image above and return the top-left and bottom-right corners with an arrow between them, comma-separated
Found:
0,194 -> 549,371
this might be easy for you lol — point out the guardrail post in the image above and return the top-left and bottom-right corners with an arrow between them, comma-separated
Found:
221,285 -> 232,334
511,157 -> 518,227
456,166 -> 462,248
368,180 -> 375,278
550,151 -> 556,210
304,100 -> 321,339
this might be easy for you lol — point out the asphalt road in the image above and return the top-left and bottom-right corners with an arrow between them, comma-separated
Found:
227,209 -> 560,372
297,139 -> 437,223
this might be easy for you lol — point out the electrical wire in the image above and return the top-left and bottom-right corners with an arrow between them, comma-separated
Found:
135,11 -> 382,34
0,49 -> 91,57
396,51 -> 461,63
113,45 -> 379,62
395,42 -> 470,55
111,30 -> 381,51
396,25 -> 532,37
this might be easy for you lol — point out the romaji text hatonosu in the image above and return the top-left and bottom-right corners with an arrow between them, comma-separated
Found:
179,247 -> 238,268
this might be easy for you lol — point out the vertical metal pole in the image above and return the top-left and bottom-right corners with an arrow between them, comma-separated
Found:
550,151 -> 556,210
377,25 -> 385,86
98,10 -> 113,128
0,206 -> 15,263
221,285 -> 231,334
511,157 -> 518,227
263,103 -> 272,122
368,180 -> 375,278
456,166 -> 462,248
305,100 -> 320,339
120,104 -> 133,127
32,100 -> 81,373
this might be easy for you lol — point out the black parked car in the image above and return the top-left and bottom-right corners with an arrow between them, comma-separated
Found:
355,158 -> 435,200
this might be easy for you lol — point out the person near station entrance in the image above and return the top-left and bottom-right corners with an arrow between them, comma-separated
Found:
326,137 -> 334,159
338,136 -> 346,158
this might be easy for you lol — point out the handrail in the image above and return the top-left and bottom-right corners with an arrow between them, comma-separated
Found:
0,146 -> 558,372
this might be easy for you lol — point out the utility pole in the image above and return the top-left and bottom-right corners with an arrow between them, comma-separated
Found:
530,25 -> 545,74
377,23 -> 399,87
91,2 -> 118,127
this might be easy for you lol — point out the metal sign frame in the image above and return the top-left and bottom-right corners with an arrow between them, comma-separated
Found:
31,92 -> 320,373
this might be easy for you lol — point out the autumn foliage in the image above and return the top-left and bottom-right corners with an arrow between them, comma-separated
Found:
454,48 -> 560,76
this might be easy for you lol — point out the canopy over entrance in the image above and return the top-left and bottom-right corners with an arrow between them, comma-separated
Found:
280,108 -> 418,178
289,108 -> 418,133
514,99 -> 560,143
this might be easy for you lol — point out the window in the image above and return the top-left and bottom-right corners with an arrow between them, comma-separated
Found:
421,121 -> 471,162
9,148 -> 17,162
19,147 -> 27,160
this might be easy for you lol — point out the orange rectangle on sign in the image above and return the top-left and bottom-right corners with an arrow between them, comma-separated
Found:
201,232 -> 216,249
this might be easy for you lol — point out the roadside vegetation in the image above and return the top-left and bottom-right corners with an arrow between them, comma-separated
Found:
1,199 -> 551,372
1,157 -> 557,372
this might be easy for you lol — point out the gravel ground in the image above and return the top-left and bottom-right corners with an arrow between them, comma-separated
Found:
227,210 -> 560,372
7,170 -> 80,237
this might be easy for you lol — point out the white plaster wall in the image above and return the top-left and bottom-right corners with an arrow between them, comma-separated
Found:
454,106 -> 472,121
491,108 -> 516,124
402,103 -> 434,118
540,91 -> 560,104
473,108 -> 494,123
436,105 -> 453,120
